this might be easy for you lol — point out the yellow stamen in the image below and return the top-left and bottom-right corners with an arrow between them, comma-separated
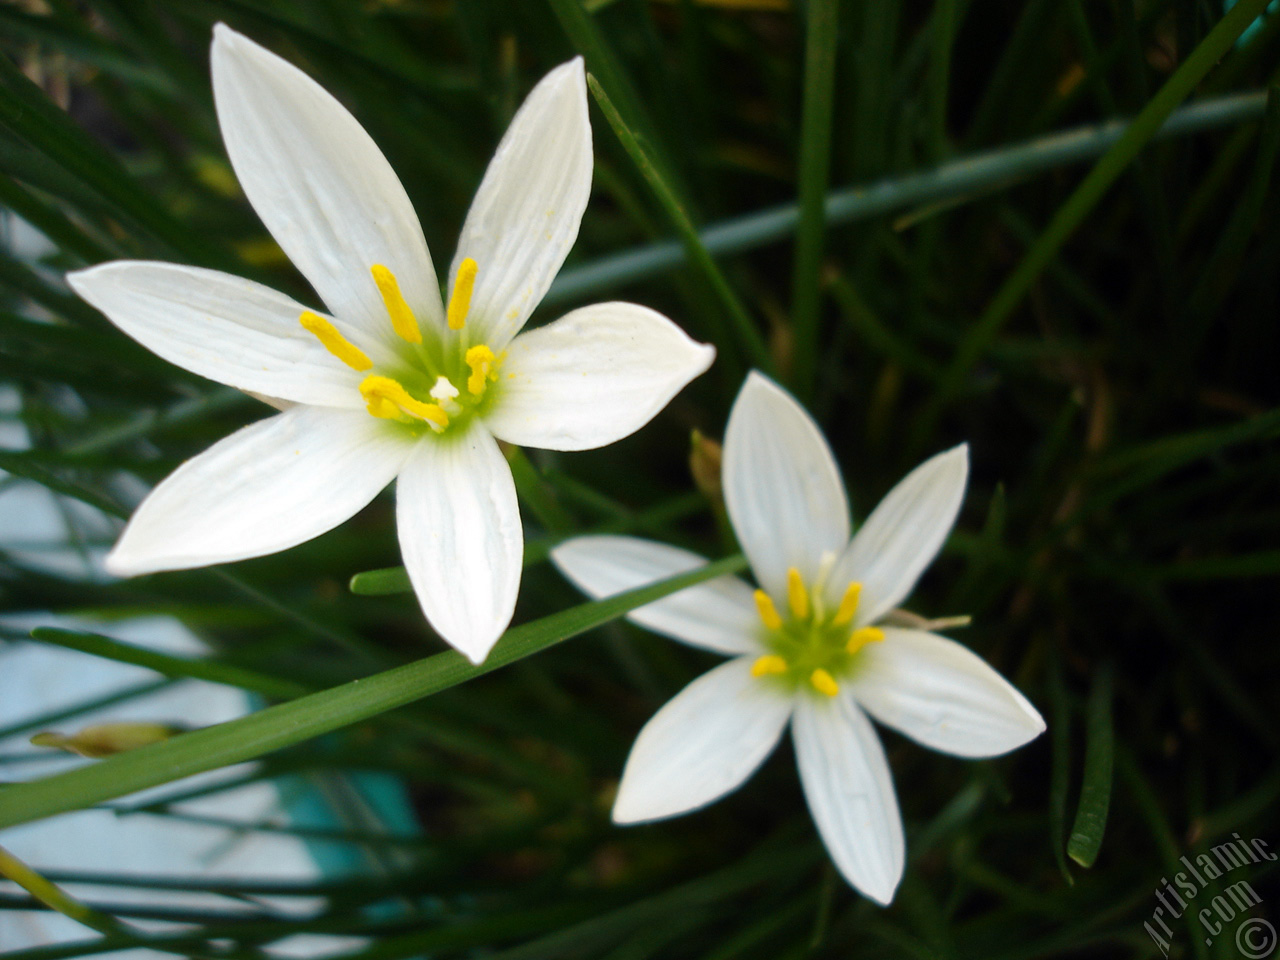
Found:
831,581 -> 863,627
370,265 -> 421,344
299,311 -> 372,371
447,257 -> 478,331
754,589 -> 783,630
786,567 -> 810,620
466,344 -> 496,396
847,626 -> 885,656
751,655 -> 788,677
359,375 -> 448,428
810,668 -> 839,697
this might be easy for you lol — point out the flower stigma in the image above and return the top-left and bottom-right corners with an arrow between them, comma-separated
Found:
298,262 -> 504,436
749,567 -> 884,698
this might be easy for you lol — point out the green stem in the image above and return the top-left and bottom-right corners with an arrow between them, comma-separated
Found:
789,0 -> 840,398
546,91 -> 1267,306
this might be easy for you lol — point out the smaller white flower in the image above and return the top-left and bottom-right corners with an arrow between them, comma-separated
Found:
552,372 -> 1045,904
68,26 -> 714,665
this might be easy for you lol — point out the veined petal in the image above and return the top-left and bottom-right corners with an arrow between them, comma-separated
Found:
793,692 -> 904,905
848,628 -> 1045,758
452,58 -> 591,350
211,24 -> 445,336
827,444 -> 968,626
613,657 -> 792,824
397,426 -> 522,665
106,407 -> 412,576
485,303 -> 714,451
723,372 -> 850,601
550,535 -> 760,656
68,261 -> 385,408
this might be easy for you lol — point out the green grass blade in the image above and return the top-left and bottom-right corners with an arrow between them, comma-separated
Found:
1067,665 -> 1114,868
0,554 -> 746,830
585,73 -> 772,376
788,0 -> 840,399
28,626 -> 309,700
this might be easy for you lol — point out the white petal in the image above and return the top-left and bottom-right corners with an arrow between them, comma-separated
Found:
107,407 -> 412,575
848,628 -> 1045,757
613,657 -> 792,823
211,24 -> 444,336
484,303 -> 715,451
396,427 -> 522,665
722,371 -> 850,601
68,261 -> 383,408
452,58 -> 591,350
793,692 -> 904,905
827,444 -> 968,625
550,535 -> 760,656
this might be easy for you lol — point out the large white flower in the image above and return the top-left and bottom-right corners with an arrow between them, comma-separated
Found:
68,25 -> 714,665
551,372 -> 1044,904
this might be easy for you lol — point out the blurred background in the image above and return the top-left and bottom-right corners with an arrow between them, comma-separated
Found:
0,0 -> 1277,957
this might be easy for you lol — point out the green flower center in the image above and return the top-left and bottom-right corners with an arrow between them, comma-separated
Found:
750,568 -> 884,698
299,259 -> 502,438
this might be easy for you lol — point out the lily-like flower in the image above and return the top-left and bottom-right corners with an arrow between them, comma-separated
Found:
69,25 -> 714,664
551,372 -> 1044,903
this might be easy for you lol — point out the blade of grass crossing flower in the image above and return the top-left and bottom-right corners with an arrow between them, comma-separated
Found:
0,845 -> 129,937
1066,664 -> 1113,868
789,0 -> 840,401
28,626 -> 310,700
0,555 -> 747,829
914,0 -> 1274,448
585,73 -> 772,377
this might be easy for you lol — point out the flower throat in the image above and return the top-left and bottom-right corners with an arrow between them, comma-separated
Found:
299,259 -> 500,434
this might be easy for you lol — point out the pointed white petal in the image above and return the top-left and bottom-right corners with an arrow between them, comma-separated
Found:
211,24 -> 444,335
722,371 -> 850,601
106,407 -> 412,575
613,657 -> 792,823
396,427 -> 522,665
484,303 -> 714,451
848,628 -> 1045,757
68,261 -> 385,408
827,444 -> 968,625
793,692 -> 904,905
452,58 -> 591,349
550,535 -> 760,656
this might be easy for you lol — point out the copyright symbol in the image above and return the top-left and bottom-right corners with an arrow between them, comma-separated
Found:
1237,918 -> 1277,959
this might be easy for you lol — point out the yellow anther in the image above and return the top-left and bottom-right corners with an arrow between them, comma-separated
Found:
447,257 -> 478,331
754,589 -> 783,630
810,668 -> 839,698
299,311 -> 372,371
359,375 -> 448,429
831,581 -> 863,627
787,567 -> 810,620
466,344 -> 496,396
751,655 -> 788,677
370,265 -> 422,344
847,626 -> 885,656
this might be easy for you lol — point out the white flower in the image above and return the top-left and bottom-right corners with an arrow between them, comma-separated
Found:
68,25 -> 715,665
551,372 -> 1044,904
